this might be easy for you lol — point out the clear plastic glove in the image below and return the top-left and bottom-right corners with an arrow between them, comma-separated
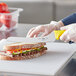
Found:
60,24 -> 76,42
27,21 -> 63,37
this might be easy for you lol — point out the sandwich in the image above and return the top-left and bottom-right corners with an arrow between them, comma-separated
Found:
0,42 -> 47,60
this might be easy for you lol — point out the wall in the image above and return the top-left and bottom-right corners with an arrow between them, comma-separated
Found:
0,0 -> 76,24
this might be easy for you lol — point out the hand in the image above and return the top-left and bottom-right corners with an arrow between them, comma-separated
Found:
27,21 -> 64,37
60,24 -> 76,42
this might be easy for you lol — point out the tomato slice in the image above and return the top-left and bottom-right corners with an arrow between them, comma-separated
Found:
7,50 -> 18,54
21,48 -> 31,50
1,13 -> 16,29
2,11 -> 10,13
7,48 -> 31,54
0,11 -> 12,29
0,3 -> 8,12
0,4 -> 3,12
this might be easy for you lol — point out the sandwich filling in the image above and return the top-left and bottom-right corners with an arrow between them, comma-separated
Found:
6,46 -> 47,56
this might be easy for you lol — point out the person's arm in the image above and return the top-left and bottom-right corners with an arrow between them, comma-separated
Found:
59,13 -> 76,42
61,13 -> 76,25
54,13 -> 76,30
27,13 -> 76,37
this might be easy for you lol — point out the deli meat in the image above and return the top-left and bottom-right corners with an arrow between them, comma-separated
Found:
12,47 -> 47,57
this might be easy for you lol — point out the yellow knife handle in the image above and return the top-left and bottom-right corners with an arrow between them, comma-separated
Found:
54,30 -> 74,44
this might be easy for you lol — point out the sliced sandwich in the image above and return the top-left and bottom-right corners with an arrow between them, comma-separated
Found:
0,42 -> 47,60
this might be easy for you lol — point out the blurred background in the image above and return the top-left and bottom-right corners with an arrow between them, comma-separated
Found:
0,0 -> 76,24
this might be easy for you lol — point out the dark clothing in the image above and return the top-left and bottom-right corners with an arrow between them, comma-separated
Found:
62,13 -> 76,25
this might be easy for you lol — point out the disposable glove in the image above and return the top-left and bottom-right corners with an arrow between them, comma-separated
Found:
60,23 -> 76,42
27,21 -> 63,37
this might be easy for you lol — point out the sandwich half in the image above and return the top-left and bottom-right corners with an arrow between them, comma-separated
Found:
0,42 -> 47,60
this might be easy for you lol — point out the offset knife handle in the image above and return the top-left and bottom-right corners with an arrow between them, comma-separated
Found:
69,41 -> 74,44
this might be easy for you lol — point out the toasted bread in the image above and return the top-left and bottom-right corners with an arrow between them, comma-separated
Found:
4,42 -> 46,51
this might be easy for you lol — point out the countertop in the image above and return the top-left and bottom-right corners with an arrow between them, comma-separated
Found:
0,23 -> 76,76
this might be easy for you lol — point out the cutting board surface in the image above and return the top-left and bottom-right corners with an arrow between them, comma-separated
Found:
0,39 -> 76,76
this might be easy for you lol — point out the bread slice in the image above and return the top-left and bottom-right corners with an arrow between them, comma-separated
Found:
0,47 -> 47,60
4,42 -> 46,51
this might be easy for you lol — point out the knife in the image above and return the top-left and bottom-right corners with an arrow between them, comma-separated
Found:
7,37 -> 55,43
7,37 -> 74,44
7,30 -> 74,44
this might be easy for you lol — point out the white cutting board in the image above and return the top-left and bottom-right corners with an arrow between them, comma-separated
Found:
0,39 -> 76,76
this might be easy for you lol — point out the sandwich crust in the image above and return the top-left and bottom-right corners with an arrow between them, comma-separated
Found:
4,42 -> 46,51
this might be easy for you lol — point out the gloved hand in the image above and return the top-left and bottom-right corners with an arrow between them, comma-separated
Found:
60,23 -> 76,42
27,21 -> 63,37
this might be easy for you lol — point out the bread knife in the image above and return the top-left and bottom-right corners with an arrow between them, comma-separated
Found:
7,37 -> 55,43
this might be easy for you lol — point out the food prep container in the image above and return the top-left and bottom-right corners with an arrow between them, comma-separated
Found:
0,8 -> 23,31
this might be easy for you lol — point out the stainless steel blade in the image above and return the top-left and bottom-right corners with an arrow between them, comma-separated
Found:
7,37 -> 55,43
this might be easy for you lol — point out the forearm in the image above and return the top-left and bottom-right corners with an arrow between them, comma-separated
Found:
50,13 -> 76,30
61,13 -> 76,25
53,13 -> 76,29
57,13 -> 76,27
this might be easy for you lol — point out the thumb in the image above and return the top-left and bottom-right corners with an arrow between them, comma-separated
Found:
60,26 -> 69,30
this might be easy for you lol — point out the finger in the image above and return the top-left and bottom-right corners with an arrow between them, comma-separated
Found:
71,38 -> 76,43
26,27 -> 35,37
27,27 -> 35,35
29,27 -> 43,37
60,26 -> 69,30
34,32 -> 39,37
41,32 -> 49,37
64,36 -> 71,42
69,35 -> 76,42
